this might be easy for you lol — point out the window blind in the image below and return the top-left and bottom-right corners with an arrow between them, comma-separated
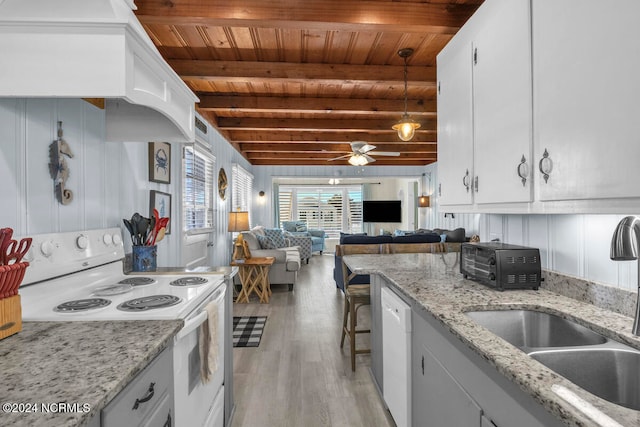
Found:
231,164 -> 253,225
183,144 -> 215,233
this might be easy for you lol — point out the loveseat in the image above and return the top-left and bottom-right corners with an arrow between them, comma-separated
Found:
333,228 -> 466,291
238,227 -> 301,291
282,221 -> 326,256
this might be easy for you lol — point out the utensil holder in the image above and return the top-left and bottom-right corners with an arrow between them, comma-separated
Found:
132,245 -> 157,272
0,295 -> 22,340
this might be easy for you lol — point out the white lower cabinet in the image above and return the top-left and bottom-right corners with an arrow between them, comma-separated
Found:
101,346 -> 174,427
411,307 -> 563,427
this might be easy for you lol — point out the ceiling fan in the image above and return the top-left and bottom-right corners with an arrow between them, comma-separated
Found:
329,141 -> 400,166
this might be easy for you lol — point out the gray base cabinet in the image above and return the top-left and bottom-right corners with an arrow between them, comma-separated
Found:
411,307 -> 563,427
101,346 -> 173,427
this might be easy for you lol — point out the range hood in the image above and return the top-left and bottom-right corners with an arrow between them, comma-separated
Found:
0,0 -> 199,142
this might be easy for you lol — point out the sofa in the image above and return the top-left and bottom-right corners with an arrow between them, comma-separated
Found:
282,221 -> 326,256
333,228 -> 466,292
238,227 -> 302,291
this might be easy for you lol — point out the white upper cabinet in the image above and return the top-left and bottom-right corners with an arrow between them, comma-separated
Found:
438,0 -> 640,213
532,0 -> 640,203
437,35 -> 474,206
472,0 -> 532,204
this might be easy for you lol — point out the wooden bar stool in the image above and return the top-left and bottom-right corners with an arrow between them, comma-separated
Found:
340,264 -> 371,371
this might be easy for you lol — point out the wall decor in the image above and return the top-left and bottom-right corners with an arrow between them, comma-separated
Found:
148,142 -> 171,184
48,121 -> 74,205
218,168 -> 228,200
150,190 -> 172,234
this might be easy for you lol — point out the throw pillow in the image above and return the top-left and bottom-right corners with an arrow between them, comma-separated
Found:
295,224 -> 307,232
257,235 -> 277,249
264,228 -> 286,248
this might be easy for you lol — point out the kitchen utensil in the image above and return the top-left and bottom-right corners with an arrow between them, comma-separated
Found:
0,228 -> 14,264
155,227 -> 166,243
15,262 -> 28,297
4,237 -> 32,265
123,219 -> 135,245
0,265 -> 10,298
131,213 -> 141,245
4,263 -> 22,298
138,217 -> 150,247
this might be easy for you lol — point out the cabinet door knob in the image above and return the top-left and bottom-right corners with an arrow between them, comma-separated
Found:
462,169 -> 471,193
517,155 -> 529,187
539,149 -> 553,183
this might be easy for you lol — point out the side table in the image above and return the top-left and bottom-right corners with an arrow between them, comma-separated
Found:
231,257 -> 275,303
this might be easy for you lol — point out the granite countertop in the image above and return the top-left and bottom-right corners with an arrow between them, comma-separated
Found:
0,320 -> 183,427
343,252 -> 640,427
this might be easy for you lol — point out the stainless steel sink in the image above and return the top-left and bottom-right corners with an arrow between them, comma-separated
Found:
530,348 -> 640,411
465,309 -> 607,350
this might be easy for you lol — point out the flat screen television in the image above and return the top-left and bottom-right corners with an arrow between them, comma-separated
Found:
362,200 -> 402,223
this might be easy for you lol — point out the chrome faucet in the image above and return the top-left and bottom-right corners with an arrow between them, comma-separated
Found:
610,216 -> 640,335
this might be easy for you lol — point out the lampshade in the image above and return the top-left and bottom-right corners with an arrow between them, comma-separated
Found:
348,154 -> 369,166
228,211 -> 250,232
418,195 -> 430,208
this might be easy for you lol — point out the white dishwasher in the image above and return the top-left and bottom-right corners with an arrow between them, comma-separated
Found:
381,286 -> 412,427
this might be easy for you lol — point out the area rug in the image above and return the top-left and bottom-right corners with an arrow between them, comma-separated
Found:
233,316 -> 267,347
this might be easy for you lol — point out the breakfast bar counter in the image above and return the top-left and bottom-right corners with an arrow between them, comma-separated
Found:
0,319 -> 183,427
343,252 -> 640,427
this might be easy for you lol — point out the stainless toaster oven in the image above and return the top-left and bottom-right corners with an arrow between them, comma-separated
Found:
460,242 -> 541,291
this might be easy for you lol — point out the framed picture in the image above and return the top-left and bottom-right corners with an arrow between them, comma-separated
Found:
148,142 -> 171,183
150,190 -> 172,235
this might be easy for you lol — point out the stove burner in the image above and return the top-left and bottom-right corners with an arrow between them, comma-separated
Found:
54,298 -> 111,313
118,277 -> 156,286
93,283 -> 133,296
117,295 -> 182,312
170,276 -> 208,287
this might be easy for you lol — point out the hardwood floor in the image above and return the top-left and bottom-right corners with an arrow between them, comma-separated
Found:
231,254 -> 395,427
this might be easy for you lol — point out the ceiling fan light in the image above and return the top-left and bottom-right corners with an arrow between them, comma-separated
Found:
392,115 -> 421,142
348,154 -> 369,166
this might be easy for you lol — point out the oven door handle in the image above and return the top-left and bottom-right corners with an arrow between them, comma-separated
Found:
176,310 -> 208,341
175,286 -> 225,341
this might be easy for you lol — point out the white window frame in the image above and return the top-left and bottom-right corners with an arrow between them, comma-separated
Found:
182,142 -> 215,235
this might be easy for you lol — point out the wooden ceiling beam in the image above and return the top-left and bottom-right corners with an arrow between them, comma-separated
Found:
225,130 -> 437,143
249,159 -> 436,166
217,117 -> 437,131
198,95 -> 436,115
171,60 -> 436,86
135,1 -> 478,35
238,143 -> 437,153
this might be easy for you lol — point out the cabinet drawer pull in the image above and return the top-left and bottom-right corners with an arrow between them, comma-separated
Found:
517,155 -> 529,187
462,169 -> 471,193
132,382 -> 155,410
474,176 -> 479,193
538,149 -> 553,183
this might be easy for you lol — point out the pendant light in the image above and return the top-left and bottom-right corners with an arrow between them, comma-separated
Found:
392,48 -> 421,141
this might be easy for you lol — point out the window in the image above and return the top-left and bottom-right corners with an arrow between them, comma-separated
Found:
277,185 -> 363,238
182,143 -> 215,233
231,164 -> 253,223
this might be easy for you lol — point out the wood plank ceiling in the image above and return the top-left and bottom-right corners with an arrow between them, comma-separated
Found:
135,0 -> 483,166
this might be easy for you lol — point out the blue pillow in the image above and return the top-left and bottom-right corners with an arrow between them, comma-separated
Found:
295,224 -> 307,232
257,235 -> 277,249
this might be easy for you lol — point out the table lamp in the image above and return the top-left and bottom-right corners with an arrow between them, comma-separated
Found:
228,211 -> 250,261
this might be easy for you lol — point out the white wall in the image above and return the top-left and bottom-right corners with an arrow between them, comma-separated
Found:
0,99 -> 250,268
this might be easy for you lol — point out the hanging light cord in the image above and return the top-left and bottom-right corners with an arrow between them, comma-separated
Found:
403,55 -> 409,116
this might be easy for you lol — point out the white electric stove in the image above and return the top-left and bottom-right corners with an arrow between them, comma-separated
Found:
18,227 -> 228,427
